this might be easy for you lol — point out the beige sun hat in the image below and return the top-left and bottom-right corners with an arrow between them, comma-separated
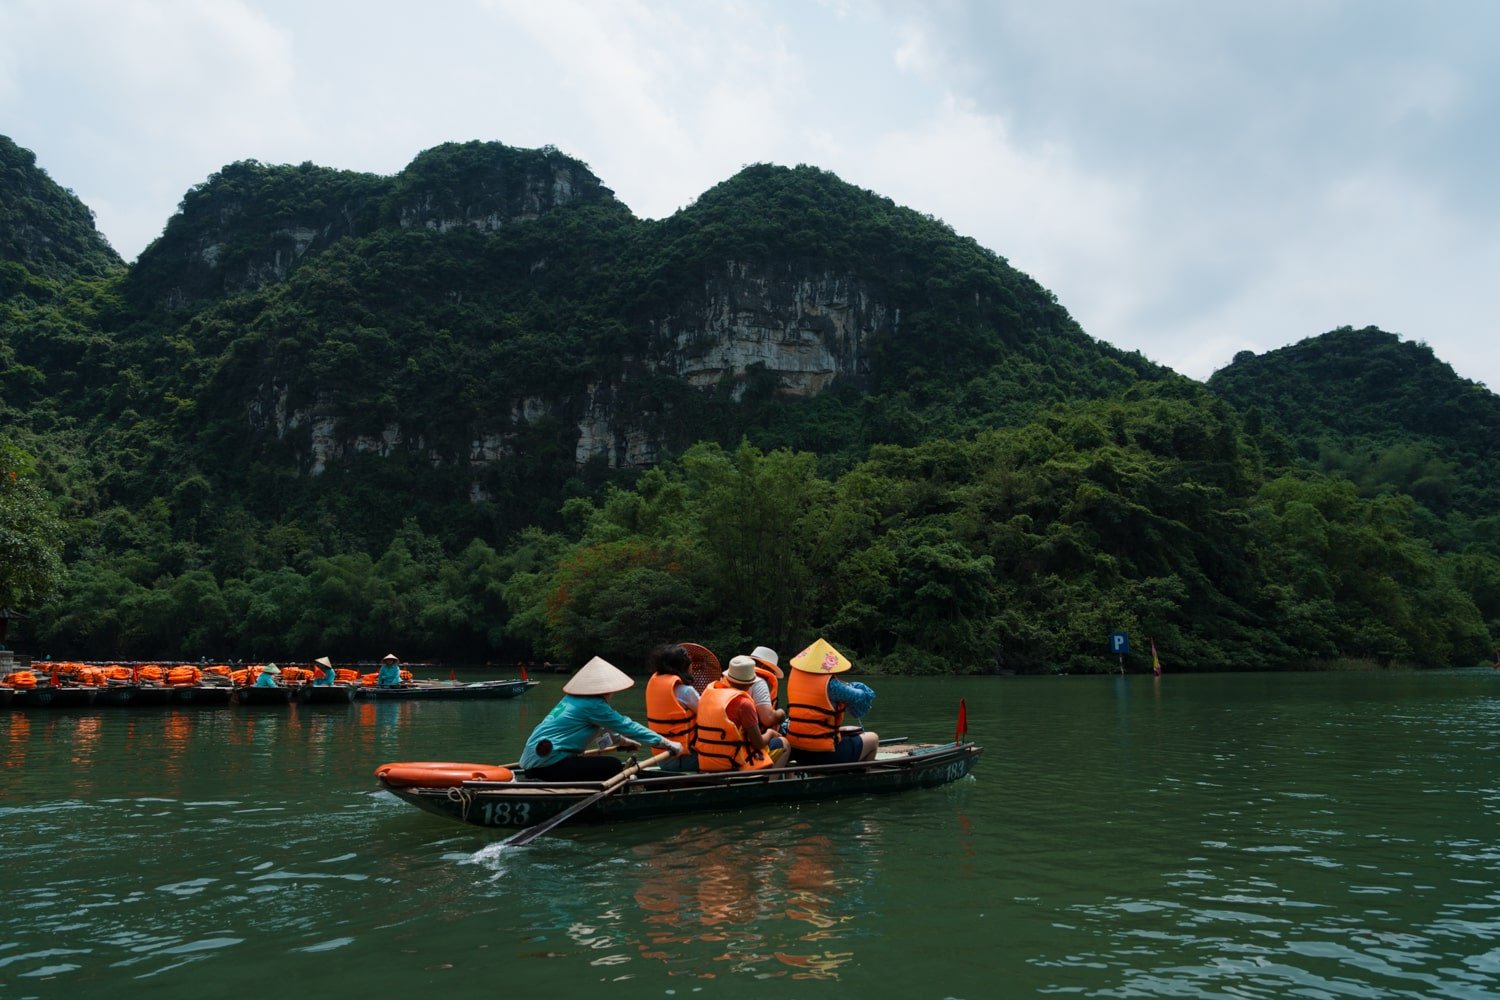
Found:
263,663 -> 281,674
563,655 -> 635,696
314,656 -> 332,668
790,638 -> 852,674
749,645 -> 783,677
725,655 -> 758,685
381,653 -> 400,663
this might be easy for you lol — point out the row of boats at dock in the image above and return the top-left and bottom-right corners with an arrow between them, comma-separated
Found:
0,661 -> 538,709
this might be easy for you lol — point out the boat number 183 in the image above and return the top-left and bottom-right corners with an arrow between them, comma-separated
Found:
478,801 -> 532,826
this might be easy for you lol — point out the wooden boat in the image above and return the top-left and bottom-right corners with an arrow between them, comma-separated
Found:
94,682 -> 177,707
235,684 -> 299,706
366,678 -> 538,701
379,739 -> 982,831
171,684 -> 235,706
302,683 -> 359,704
10,685 -> 99,708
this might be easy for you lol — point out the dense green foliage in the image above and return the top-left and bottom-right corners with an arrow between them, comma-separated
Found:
0,135 -> 122,285
2,136 -> 1496,670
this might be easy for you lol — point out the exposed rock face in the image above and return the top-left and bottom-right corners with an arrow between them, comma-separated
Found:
395,159 -> 608,233
576,261 -> 896,468
664,261 -> 891,396
263,259 -> 899,479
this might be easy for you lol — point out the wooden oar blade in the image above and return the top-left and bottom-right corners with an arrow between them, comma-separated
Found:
498,750 -> 672,849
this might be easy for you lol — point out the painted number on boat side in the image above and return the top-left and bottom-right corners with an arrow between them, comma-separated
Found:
478,801 -> 532,826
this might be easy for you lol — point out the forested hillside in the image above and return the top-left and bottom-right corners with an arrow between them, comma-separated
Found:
2,135 -> 1496,671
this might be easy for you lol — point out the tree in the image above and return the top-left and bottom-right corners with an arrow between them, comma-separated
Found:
0,441 -> 64,614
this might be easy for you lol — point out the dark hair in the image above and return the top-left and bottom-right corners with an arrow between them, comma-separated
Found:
648,643 -> 691,680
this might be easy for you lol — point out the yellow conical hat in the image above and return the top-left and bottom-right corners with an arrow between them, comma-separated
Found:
563,655 -> 635,695
790,638 -> 852,674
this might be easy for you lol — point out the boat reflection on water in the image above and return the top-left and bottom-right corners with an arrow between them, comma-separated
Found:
619,819 -> 870,981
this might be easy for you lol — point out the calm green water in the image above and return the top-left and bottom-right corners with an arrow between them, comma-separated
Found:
4,670 -> 1500,998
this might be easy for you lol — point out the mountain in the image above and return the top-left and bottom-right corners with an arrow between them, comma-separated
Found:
0,134 -> 123,289
1209,326 -> 1500,524
4,137 -> 1495,670
62,143 -> 1165,549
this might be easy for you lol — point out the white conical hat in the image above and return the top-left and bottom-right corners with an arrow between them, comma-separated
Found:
563,656 -> 635,696
314,656 -> 332,668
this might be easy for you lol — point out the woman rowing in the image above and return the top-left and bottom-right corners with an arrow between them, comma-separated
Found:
520,656 -> 685,781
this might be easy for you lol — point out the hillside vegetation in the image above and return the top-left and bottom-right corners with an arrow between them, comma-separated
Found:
2,135 -> 1496,671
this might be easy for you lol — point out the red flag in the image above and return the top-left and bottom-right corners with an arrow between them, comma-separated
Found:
449,669 -> 456,682
955,698 -> 968,744
1151,638 -> 1162,677
520,662 -> 530,682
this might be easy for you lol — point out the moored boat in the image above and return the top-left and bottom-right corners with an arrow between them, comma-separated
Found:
378,739 -> 982,831
0,686 -> 12,708
172,684 -> 235,706
367,678 -> 538,701
302,683 -> 359,704
94,682 -> 173,706
235,684 -> 299,706
11,684 -> 99,708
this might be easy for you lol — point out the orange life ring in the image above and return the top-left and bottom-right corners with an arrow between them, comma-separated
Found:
374,762 -> 514,788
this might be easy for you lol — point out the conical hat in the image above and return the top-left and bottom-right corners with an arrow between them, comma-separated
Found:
381,653 -> 400,663
563,655 -> 635,695
790,638 -> 851,674
314,656 -> 332,668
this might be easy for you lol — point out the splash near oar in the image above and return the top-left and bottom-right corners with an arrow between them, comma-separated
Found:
1151,638 -> 1162,677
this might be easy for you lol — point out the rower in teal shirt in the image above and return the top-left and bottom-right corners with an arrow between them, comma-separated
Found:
376,653 -> 404,687
520,656 -> 683,781
255,663 -> 282,687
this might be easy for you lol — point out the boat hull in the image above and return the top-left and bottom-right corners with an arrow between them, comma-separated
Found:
94,683 -> 178,707
10,686 -> 99,708
381,741 -> 982,830
303,683 -> 358,704
235,685 -> 298,706
367,679 -> 537,701
171,684 -> 235,706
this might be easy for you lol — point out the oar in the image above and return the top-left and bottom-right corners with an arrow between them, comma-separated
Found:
501,750 -> 671,848
877,736 -> 909,745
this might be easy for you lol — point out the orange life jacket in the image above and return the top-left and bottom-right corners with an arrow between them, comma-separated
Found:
755,664 -> 779,705
645,673 -> 696,745
695,685 -> 773,772
786,671 -> 844,753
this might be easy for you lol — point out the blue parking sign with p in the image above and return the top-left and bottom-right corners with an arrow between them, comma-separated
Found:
1110,632 -> 1130,654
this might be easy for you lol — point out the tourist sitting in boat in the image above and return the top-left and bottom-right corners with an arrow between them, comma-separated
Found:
520,656 -> 684,781
644,643 -> 700,773
745,645 -> 788,732
696,655 -> 789,771
311,655 -> 335,686
786,639 -> 879,764
254,663 -> 282,687
376,653 -> 404,687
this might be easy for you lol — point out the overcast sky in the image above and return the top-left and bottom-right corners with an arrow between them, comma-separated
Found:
3,0 -> 1496,389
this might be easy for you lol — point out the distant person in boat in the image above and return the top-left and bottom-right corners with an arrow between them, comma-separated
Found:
644,643 -> 700,773
376,653 -> 404,688
311,655 -> 334,686
697,655 -> 788,771
744,645 -> 788,732
785,639 -> 879,764
520,656 -> 684,781
254,663 -> 282,687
